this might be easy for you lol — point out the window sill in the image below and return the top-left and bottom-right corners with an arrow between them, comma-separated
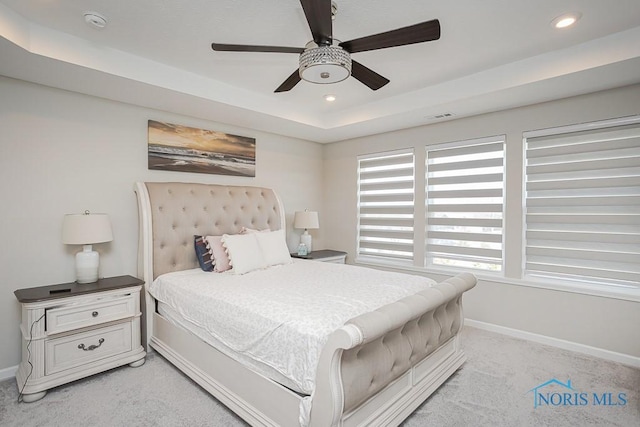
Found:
354,258 -> 640,303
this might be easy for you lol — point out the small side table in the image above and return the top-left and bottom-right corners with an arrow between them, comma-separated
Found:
291,249 -> 347,264
14,275 -> 146,402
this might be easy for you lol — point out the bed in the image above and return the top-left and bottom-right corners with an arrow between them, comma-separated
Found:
134,181 -> 476,427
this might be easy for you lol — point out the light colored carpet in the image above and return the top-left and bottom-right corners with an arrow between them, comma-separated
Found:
1,326 -> 638,426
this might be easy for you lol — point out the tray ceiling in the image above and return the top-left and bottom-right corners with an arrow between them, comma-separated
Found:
1,0 -> 639,143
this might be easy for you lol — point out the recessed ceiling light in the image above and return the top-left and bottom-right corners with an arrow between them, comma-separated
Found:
324,94 -> 336,102
84,11 -> 108,29
551,12 -> 582,29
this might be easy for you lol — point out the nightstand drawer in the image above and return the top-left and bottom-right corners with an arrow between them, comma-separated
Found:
45,321 -> 132,375
46,293 -> 136,334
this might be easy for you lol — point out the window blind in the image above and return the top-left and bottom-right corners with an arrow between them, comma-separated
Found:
426,136 -> 505,272
524,118 -> 640,288
357,149 -> 414,263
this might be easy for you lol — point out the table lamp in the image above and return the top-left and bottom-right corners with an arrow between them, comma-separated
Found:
62,211 -> 113,283
294,210 -> 319,252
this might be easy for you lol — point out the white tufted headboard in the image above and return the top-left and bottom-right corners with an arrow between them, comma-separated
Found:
135,182 -> 285,281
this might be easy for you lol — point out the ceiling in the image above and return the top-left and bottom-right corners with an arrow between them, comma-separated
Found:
1,0 -> 640,143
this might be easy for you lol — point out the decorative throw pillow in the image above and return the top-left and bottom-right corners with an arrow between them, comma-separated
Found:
222,233 -> 267,275
194,235 -> 214,272
205,235 -> 232,272
255,229 -> 292,267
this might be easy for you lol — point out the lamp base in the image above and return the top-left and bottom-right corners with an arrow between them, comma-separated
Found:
76,245 -> 99,284
300,231 -> 313,253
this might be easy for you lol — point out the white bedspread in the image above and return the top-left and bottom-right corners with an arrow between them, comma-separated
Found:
149,260 -> 436,396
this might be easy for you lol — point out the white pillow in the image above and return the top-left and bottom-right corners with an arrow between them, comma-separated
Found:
255,229 -> 292,267
221,233 -> 266,275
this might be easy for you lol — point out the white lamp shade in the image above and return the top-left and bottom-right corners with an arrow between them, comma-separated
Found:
62,213 -> 113,244
293,211 -> 319,230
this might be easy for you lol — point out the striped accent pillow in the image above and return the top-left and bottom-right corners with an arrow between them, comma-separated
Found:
194,235 -> 214,272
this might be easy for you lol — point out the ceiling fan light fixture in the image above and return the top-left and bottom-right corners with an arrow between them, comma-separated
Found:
299,45 -> 351,84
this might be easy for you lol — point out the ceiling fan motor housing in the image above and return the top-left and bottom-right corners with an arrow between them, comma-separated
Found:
299,45 -> 352,84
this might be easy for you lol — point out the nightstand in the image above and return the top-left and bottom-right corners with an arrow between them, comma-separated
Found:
14,275 -> 146,403
291,249 -> 347,264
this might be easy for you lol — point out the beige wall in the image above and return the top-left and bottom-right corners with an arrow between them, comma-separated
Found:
323,84 -> 640,359
0,76 -> 324,371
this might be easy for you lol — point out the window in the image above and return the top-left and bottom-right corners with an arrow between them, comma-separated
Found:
426,136 -> 505,272
524,117 -> 640,289
357,149 -> 414,264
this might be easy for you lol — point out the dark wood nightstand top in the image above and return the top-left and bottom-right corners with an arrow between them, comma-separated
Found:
14,275 -> 144,303
290,249 -> 347,260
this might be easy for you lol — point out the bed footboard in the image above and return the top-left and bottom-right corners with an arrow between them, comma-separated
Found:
309,272 -> 476,427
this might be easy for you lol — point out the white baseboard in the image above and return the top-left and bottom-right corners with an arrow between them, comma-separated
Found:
464,319 -> 640,369
0,365 -> 18,382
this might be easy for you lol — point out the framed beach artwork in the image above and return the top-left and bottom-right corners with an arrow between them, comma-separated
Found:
148,120 -> 256,177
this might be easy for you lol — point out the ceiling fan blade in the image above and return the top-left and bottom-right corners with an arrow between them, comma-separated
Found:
275,70 -> 302,92
300,0 -> 333,45
212,43 -> 304,54
340,19 -> 440,53
351,60 -> 390,91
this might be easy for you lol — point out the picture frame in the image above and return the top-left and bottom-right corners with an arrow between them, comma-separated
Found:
148,120 -> 256,177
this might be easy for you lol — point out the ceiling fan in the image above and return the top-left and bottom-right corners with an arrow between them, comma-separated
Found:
211,0 -> 440,93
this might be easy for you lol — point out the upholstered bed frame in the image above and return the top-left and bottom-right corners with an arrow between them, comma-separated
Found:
135,181 -> 476,427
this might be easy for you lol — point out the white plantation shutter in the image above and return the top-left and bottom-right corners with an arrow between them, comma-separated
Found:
524,117 -> 640,288
426,136 -> 505,272
357,149 -> 414,264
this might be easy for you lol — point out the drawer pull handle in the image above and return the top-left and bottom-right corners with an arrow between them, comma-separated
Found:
92,311 -> 99,317
78,338 -> 105,351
